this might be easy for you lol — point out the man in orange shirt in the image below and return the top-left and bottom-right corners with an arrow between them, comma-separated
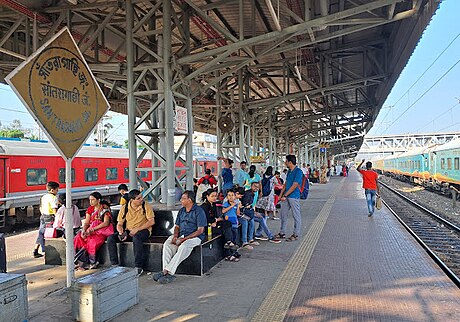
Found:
357,159 -> 380,217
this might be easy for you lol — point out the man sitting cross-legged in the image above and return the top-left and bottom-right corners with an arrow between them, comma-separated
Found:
153,190 -> 207,284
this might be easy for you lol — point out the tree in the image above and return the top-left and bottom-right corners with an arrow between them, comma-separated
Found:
0,129 -> 24,138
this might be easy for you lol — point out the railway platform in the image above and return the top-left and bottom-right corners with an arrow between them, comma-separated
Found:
3,169 -> 460,321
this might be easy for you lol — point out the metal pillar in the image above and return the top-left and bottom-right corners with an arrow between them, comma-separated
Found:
238,70 -> 245,162
216,84 -> 223,190
126,0 -> 137,189
163,0 -> 175,206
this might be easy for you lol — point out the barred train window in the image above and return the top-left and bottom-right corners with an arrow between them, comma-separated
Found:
85,168 -> 98,182
27,168 -> 47,186
440,158 -> 445,170
59,168 -> 75,183
124,168 -> 129,179
454,158 -> 459,170
138,171 -> 148,178
447,158 -> 452,170
106,168 -> 118,180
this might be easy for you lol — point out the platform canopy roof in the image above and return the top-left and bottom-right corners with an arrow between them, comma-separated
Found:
0,0 -> 439,157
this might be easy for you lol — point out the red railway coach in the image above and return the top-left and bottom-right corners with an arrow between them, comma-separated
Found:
0,138 -> 151,229
0,138 -> 218,230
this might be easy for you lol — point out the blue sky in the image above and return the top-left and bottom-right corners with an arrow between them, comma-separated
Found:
369,0 -> 460,136
1,0 -> 459,143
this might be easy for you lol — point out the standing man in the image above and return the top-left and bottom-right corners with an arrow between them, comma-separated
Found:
357,159 -> 380,217
218,157 -> 234,194
234,161 -> 248,188
33,181 -> 59,258
107,189 -> 155,276
153,190 -> 207,284
276,155 -> 304,242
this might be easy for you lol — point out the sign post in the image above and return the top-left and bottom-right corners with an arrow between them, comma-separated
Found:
5,28 -> 109,287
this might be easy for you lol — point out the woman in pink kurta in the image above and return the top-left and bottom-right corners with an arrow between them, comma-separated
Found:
74,192 -> 113,270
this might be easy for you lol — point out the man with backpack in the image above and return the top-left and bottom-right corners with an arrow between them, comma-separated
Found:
276,155 -> 304,242
107,189 -> 155,276
196,169 -> 217,204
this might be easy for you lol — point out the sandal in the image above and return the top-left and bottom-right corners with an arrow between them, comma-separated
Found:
224,241 -> 236,249
228,255 -> 240,262
275,233 -> 286,239
285,234 -> 298,242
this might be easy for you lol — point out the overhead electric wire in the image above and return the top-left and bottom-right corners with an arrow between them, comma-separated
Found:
415,100 -> 460,133
383,57 -> 460,134
374,32 -> 460,134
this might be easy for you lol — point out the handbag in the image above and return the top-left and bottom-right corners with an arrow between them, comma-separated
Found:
44,227 -> 57,238
375,196 -> 382,210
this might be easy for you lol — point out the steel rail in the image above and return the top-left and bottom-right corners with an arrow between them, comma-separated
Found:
379,181 -> 460,232
380,181 -> 460,288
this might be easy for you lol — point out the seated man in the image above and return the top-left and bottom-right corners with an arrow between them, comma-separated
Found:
153,190 -> 207,284
107,189 -> 155,276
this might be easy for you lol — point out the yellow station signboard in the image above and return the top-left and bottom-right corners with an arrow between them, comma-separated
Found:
250,155 -> 265,163
5,27 -> 109,160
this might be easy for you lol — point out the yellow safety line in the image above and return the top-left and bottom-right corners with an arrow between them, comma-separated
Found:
251,178 -> 344,322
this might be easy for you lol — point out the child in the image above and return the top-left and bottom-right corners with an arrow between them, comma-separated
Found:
33,181 -> 59,258
222,190 -> 240,261
53,193 -> 82,237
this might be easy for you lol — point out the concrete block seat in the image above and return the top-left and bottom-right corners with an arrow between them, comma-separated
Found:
44,209 -> 225,276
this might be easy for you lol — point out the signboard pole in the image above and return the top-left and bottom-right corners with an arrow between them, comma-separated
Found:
64,158 -> 75,287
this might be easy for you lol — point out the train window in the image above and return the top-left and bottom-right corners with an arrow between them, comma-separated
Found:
138,171 -> 148,178
424,158 -> 428,168
447,158 -> 452,170
84,168 -> 98,182
455,158 -> 459,170
124,168 -> 129,179
58,168 -> 75,183
440,158 -> 445,170
106,168 -> 118,180
27,168 -> 47,186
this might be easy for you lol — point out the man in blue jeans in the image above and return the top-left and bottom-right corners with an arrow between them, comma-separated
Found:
254,207 -> 281,244
237,184 -> 260,250
277,155 -> 304,241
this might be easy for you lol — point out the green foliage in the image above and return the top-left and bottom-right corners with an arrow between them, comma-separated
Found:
0,129 -> 25,138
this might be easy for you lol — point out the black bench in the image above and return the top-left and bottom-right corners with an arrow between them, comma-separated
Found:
44,210 -> 225,276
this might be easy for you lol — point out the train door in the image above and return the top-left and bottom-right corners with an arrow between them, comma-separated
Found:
0,158 -> 5,200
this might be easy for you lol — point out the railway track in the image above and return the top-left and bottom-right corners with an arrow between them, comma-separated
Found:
379,181 -> 460,288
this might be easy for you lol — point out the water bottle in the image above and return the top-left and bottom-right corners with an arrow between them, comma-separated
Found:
207,224 -> 212,241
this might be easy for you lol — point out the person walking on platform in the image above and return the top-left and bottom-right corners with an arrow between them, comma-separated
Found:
218,156 -> 234,195
234,161 -> 248,188
357,159 -> 380,217
107,189 -> 155,276
153,190 -> 207,284
33,181 -> 59,258
276,155 -> 304,242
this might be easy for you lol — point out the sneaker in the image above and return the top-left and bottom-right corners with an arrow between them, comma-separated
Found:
269,238 -> 282,244
254,236 -> 269,241
368,213 -> 373,217
272,217 -> 280,220
33,251 -> 44,258
152,271 -> 164,282
158,274 -> 176,284
242,243 -> 254,250
136,267 -> 144,277
249,240 -> 260,246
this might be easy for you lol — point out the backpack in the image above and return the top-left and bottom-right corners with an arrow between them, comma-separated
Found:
300,175 -> 309,200
261,176 -> 273,197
